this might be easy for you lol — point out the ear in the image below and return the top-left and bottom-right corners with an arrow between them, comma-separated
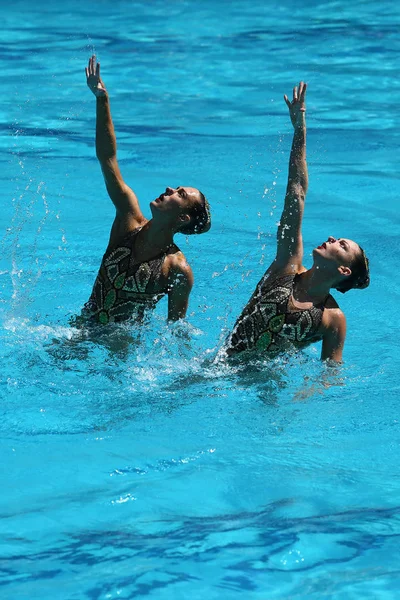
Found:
178,213 -> 190,224
338,265 -> 351,278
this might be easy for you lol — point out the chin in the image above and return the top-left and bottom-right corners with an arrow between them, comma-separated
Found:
149,201 -> 158,216
312,249 -> 329,268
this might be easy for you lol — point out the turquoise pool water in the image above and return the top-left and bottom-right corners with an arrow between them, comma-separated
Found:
1,0 -> 400,598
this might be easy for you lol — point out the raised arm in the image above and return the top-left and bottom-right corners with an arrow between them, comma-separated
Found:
86,55 -> 145,228
270,82 -> 308,274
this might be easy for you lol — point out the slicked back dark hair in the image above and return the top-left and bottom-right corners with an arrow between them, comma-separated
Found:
180,191 -> 211,236
335,246 -> 370,294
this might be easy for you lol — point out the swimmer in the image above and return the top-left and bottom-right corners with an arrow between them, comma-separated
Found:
225,81 -> 369,362
80,56 -> 211,325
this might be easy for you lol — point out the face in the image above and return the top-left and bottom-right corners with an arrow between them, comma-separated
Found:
313,236 -> 360,269
150,186 -> 202,223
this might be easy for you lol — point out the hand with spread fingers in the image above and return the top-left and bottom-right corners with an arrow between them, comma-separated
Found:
284,81 -> 307,128
85,55 -> 107,97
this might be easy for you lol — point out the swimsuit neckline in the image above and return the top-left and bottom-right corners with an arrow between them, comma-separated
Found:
291,273 -> 329,310
112,226 -> 177,267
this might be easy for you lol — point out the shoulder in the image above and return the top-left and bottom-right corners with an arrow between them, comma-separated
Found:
320,306 -> 346,333
266,262 -> 307,278
324,294 -> 340,309
165,248 -> 190,271
164,250 -> 193,287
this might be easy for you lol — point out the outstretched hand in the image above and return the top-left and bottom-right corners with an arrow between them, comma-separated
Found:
284,81 -> 307,128
85,55 -> 107,97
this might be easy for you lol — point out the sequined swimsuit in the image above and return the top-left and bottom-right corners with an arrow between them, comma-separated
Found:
81,228 -> 179,324
225,272 -> 332,355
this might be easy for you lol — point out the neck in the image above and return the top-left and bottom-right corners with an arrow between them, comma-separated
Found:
297,266 -> 334,301
142,218 -> 175,249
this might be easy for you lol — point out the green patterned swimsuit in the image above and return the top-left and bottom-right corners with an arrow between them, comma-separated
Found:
225,272 -> 331,355
82,228 -> 178,324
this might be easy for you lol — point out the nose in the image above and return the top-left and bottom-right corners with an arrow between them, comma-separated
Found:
165,187 -> 174,195
327,236 -> 336,243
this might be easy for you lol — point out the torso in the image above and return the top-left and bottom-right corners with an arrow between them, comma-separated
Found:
225,271 -> 335,356
81,227 -> 180,324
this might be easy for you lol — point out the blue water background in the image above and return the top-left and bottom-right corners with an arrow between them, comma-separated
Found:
1,0 -> 400,598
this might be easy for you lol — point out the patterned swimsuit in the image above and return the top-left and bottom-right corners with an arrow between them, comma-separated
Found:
81,228 -> 179,325
225,272 -> 331,356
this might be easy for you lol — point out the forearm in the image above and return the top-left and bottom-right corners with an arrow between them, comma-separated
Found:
286,115 -> 308,196
96,94 -> 117,162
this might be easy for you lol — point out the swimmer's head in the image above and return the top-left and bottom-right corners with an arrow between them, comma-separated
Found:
150,186 -> 211,235
313,236 -> 370,293
334,245 -> 370,293
179,190 -> 211,235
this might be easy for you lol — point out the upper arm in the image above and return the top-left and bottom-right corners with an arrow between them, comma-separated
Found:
100,157 -> 145,224
167,256 -> 194,321
273,184 -> 305,272
321,309 -> 347,363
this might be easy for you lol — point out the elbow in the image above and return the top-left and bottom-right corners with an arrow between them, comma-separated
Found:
95,136 -> 117,163
298,187 -> 307,202
286,183 -> 306,203
301,175 -> 309,195
295,178 -> 308,199
96,150 -> 116,164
